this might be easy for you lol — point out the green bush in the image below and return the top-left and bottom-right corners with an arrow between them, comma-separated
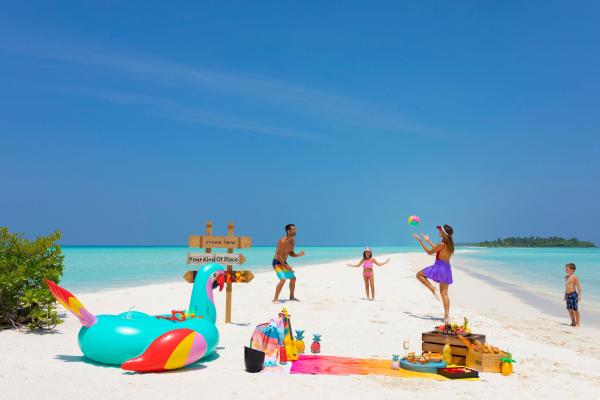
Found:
0,227 -> 64,330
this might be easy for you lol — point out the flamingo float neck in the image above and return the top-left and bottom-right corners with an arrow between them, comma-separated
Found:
188,263 -> 225,324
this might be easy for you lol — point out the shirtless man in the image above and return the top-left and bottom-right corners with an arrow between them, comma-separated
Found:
272,224 -> 305,303
564,263 -> 582,327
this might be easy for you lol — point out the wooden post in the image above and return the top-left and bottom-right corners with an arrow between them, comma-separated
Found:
225,222 -> 234,323
205,221 -> 213,254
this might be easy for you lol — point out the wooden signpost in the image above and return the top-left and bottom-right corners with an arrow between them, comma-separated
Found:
185,221 -> 253,323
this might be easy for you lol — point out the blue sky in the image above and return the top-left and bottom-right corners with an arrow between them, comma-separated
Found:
1,1 -> 598,246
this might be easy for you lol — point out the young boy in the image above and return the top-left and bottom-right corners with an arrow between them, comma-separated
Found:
564,263 -> 582,327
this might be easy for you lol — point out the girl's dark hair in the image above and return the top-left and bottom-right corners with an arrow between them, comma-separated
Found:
441,224 -> 455,255
362,250 -> 373,260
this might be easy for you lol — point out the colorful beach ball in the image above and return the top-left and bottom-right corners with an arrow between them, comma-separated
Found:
407,215 -> 420,226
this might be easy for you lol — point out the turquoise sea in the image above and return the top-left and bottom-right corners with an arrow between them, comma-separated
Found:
454,247 -> 600,307
61,246 -> 600,310
60,246 -> 416,291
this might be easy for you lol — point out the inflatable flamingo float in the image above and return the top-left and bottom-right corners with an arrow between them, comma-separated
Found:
46,263 -> 225,373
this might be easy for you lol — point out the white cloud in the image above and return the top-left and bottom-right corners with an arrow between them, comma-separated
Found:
0,39 -> 441,141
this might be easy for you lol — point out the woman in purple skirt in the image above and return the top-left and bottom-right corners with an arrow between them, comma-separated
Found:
413,224 -> 455,323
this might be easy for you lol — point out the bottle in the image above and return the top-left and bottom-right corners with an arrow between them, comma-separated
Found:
279,345 -> 288,364
442,337 -> 452,365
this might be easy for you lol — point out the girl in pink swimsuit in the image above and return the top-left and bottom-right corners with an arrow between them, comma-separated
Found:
347,247 -> 390,301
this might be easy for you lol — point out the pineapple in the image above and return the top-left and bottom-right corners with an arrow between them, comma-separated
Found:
391,354 -> 400,370
310,334 -> 322,354
501,353 -> 516,376
295,330 -> 306,354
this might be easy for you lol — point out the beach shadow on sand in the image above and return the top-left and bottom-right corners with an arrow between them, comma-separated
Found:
55,351 -> 221,374
55,354 -> 116,368
23,328 -> 63,336
230,322 -> 252,327
403,311 -> 443,322
200,351 -> 220,363
121,351 -> 220,375
121,363 -> 210,375
273,299 -> 302,304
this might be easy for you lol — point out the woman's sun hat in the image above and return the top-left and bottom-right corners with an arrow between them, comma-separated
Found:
436,225 -> 454,237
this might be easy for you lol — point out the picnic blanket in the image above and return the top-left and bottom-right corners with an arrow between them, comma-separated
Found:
289,355 -> 447,380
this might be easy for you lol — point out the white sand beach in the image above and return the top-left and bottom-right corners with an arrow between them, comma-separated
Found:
2,252 -> 599,400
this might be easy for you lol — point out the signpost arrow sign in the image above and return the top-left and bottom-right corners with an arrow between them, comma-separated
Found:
188,235 -> 252,249
183,270 -> 255,284
187,253 -> 246,265
183,270 -> 196,284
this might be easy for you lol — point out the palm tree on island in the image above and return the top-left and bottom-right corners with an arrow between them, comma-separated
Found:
467,236 -> 595,248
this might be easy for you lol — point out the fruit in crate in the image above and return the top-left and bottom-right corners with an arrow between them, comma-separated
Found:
476,342 -> 501,354
434,316 -> 471,336
310,334 -> 321,354
459,336 -> 504,354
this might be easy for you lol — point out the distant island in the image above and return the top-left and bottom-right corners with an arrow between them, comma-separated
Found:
466,236 -> 596,248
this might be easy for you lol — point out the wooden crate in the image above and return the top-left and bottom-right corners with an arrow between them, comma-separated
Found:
421,332 -> 486,366
466,349 -> 507,373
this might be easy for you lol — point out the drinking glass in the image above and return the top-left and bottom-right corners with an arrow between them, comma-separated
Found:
403,338 -> 410,353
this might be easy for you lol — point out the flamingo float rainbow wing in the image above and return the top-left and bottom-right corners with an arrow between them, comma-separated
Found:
121,328 -> 208,372
45,263 -> 225,373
